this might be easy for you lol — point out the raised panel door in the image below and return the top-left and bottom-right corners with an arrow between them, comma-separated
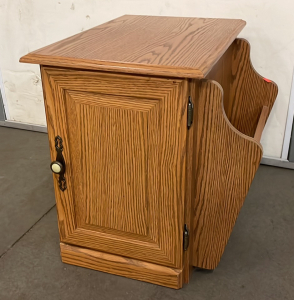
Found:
41,67 -> 188,268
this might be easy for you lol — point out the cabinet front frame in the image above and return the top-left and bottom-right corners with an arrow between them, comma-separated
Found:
41,66 -> 188,268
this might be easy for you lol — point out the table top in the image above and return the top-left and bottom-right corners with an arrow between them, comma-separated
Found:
20,15 -> 245,78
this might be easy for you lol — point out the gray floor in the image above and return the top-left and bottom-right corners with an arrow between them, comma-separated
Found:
0,126 -> 293,300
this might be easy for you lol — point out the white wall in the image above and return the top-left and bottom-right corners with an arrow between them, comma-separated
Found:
0,0 -> 293,157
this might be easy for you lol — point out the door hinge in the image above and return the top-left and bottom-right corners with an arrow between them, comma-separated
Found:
183,224 -> 190,251
187,96 -> 193,129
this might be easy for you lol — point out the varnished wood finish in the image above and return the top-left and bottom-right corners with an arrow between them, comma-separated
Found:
229,39 -> 278,136
20,15 -> 245,78
182,80 -> 199,284
60,243 -> 183,289
254,106 -> 269,142
41,66 -> 188,269
207,39 -> 278,137
20,16 -> 279,288
191,38 -> 278,270
192,80 -> 263,270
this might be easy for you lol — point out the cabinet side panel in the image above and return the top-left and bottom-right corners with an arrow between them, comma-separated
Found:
206,42 -> 233,116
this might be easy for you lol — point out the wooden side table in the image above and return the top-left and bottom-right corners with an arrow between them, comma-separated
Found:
20,15 -> 278,289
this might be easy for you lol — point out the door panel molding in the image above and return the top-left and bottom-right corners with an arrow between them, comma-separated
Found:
41,67 -> 188,268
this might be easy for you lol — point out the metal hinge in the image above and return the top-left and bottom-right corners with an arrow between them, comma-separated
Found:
183,224 -> 190,251
187,96 -> 193,129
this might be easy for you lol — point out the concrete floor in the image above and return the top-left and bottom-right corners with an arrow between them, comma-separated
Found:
0,126 -> 294,300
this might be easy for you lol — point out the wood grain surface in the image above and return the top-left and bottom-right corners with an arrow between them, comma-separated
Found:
41,66 -> 188,269
254,106 -> 269,142
67,90 -> 158,236
182,81 -> 199,284
31,21 -> 279,286
207,38 -> 278,138
191,80 -> 263,270
60,243 -> 183,289
21,15 -> 245,78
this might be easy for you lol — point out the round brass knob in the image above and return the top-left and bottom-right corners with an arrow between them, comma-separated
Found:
50,161 -> 64,174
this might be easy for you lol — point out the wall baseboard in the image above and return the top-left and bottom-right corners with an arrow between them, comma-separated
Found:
0,120 -> 47,133
1,121 -> 294,170
261,156 -> 294,170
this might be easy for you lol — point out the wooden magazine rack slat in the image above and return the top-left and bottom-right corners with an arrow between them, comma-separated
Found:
192,39 -> 278,269
254,106 -> 269,142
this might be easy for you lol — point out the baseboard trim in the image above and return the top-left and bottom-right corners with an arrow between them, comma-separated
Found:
1,121 -> 293,170
261,156 -> 294,170
0,120 -> 47,133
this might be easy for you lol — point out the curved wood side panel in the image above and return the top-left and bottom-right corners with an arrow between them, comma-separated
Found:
228,38 -> 278,137
206,38 -> 278,138
192,80 -> 263,270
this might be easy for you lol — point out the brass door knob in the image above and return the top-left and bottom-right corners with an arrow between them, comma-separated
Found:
50,161 -> 64,174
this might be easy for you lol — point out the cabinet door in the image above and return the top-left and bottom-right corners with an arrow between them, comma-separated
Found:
41,67 -> 188,268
